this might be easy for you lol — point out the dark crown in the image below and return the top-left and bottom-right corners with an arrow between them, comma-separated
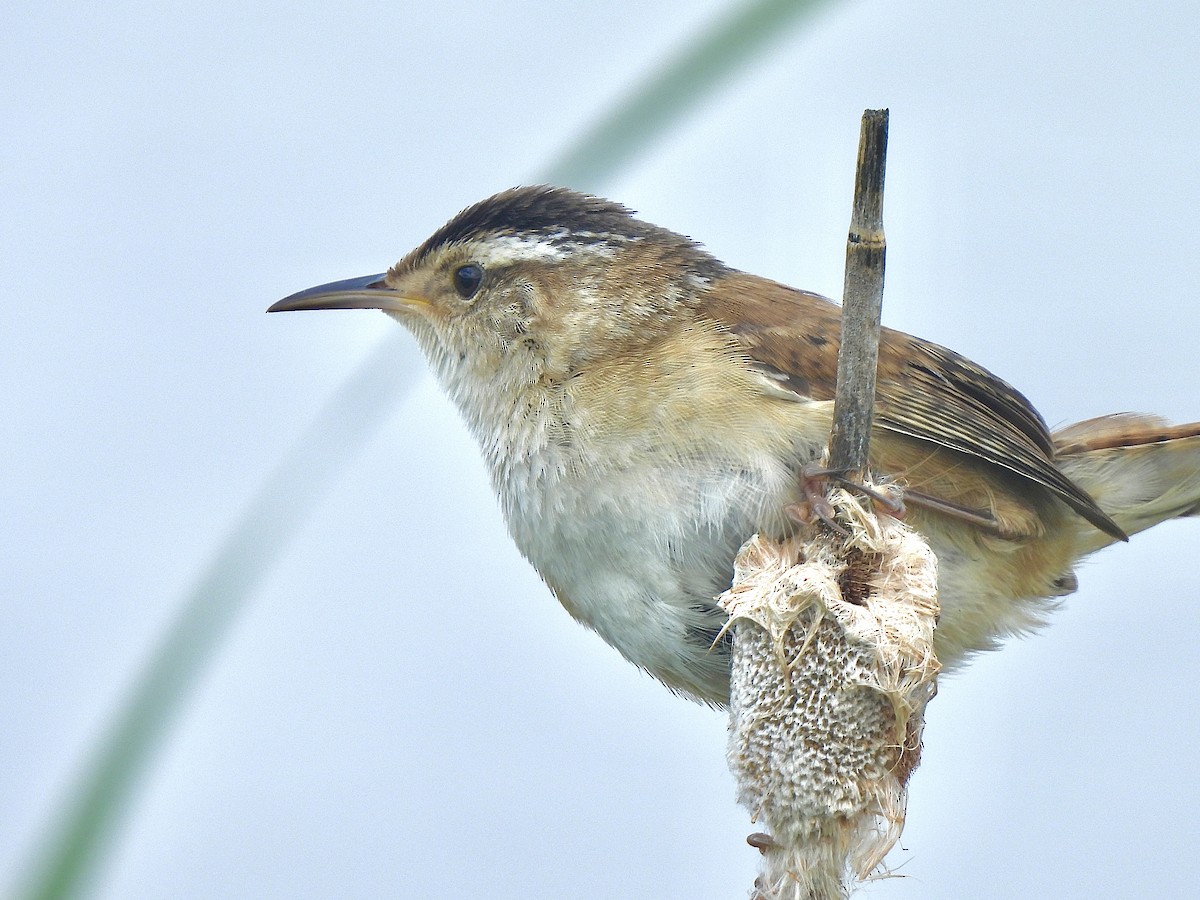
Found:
409,186 -> 725,275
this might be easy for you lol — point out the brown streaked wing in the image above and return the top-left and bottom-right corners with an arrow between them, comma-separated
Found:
707,272 -> 1125,540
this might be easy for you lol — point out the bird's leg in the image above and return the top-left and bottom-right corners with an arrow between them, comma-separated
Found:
786,464 -> 906,536
824,467 -> 906,517
901,489 -> 1003,532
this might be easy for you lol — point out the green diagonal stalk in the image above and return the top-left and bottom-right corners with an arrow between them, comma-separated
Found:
16,1 -> 836,897
545,0 -> 836,191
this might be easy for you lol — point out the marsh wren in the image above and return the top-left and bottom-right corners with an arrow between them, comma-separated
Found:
271,186 -> 1200,705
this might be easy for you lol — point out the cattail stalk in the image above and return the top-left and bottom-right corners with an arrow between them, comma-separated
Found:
721,110 -> 941,899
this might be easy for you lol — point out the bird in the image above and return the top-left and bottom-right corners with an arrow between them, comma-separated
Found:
270,185 -> 1200,706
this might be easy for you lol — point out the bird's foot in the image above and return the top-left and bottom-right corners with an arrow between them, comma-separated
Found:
786,464 -> 905,536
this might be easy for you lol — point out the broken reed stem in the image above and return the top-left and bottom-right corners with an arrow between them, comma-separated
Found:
724,109 -> 940,900
828,108 -> 888,479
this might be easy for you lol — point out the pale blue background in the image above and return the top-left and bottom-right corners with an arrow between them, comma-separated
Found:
4,1 -> 1199,897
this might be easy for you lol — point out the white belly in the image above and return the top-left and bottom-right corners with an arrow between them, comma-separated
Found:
498,445 -> 801,703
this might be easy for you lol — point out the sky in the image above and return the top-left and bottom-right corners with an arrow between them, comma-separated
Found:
4,0 -> 1200,897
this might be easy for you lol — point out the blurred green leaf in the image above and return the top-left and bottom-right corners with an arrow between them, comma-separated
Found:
546,0 -> 836,191
16,1 -> 836,897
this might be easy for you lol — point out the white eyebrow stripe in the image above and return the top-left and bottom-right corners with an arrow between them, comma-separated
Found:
474,233 -> 627,266
479,234 -> 567,263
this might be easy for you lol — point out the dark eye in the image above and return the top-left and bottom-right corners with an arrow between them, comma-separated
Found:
453,263 -> 484,299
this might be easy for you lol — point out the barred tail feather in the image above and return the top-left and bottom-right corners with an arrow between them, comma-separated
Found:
1054,414 -> 1200,554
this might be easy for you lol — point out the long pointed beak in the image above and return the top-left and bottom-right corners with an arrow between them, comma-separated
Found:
267,273 -> 428,314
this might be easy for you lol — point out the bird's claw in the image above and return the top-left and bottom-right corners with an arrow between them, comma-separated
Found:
786,497 -> 849,537
791,464 -> 906,535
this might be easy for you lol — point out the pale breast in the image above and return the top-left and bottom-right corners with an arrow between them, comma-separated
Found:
486,334 -> 828,702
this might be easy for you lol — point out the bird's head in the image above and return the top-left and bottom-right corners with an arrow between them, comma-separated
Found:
270,187 -> 728,413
